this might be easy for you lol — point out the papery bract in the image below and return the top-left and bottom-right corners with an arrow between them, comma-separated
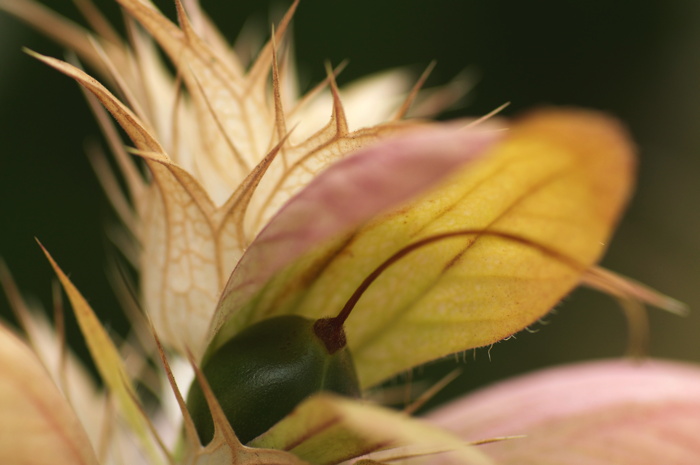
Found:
4,0 -> 458,357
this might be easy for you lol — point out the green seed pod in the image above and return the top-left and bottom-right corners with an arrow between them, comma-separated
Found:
187,314 -> 361,445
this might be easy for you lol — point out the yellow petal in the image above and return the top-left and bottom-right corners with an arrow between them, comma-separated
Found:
0,324 -> 98,465
220,108 -> 635,387
250,394 -> 494,465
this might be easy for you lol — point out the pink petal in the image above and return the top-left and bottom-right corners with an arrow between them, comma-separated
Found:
209,125 -> 500,339
427,359 -> 700,464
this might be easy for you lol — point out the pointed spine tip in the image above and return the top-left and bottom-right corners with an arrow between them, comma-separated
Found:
325,61 -> 349,135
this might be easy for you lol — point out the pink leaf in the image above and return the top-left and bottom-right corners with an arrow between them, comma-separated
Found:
427,359 -> 700,464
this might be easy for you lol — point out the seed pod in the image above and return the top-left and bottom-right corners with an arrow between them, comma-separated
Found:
187,314 -> 360,444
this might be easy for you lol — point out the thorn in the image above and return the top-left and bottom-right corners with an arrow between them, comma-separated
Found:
392,61 -> 437,121
325,61 -> 349,136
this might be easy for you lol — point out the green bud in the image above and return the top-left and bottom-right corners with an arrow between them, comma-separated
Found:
186,314 -> 360,444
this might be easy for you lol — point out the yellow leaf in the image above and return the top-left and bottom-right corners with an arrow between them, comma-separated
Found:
39,242 -> 164,463
250,394 -> 494,465
218,108 -> 635,387
0,260 -> 108,451
0,324 -> 98,465
209,124 -> 500,349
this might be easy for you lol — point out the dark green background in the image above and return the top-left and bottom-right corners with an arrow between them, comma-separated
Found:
1,0 -> 699,409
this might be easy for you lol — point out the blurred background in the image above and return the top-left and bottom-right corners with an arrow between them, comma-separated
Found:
1,0 -> 698,409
